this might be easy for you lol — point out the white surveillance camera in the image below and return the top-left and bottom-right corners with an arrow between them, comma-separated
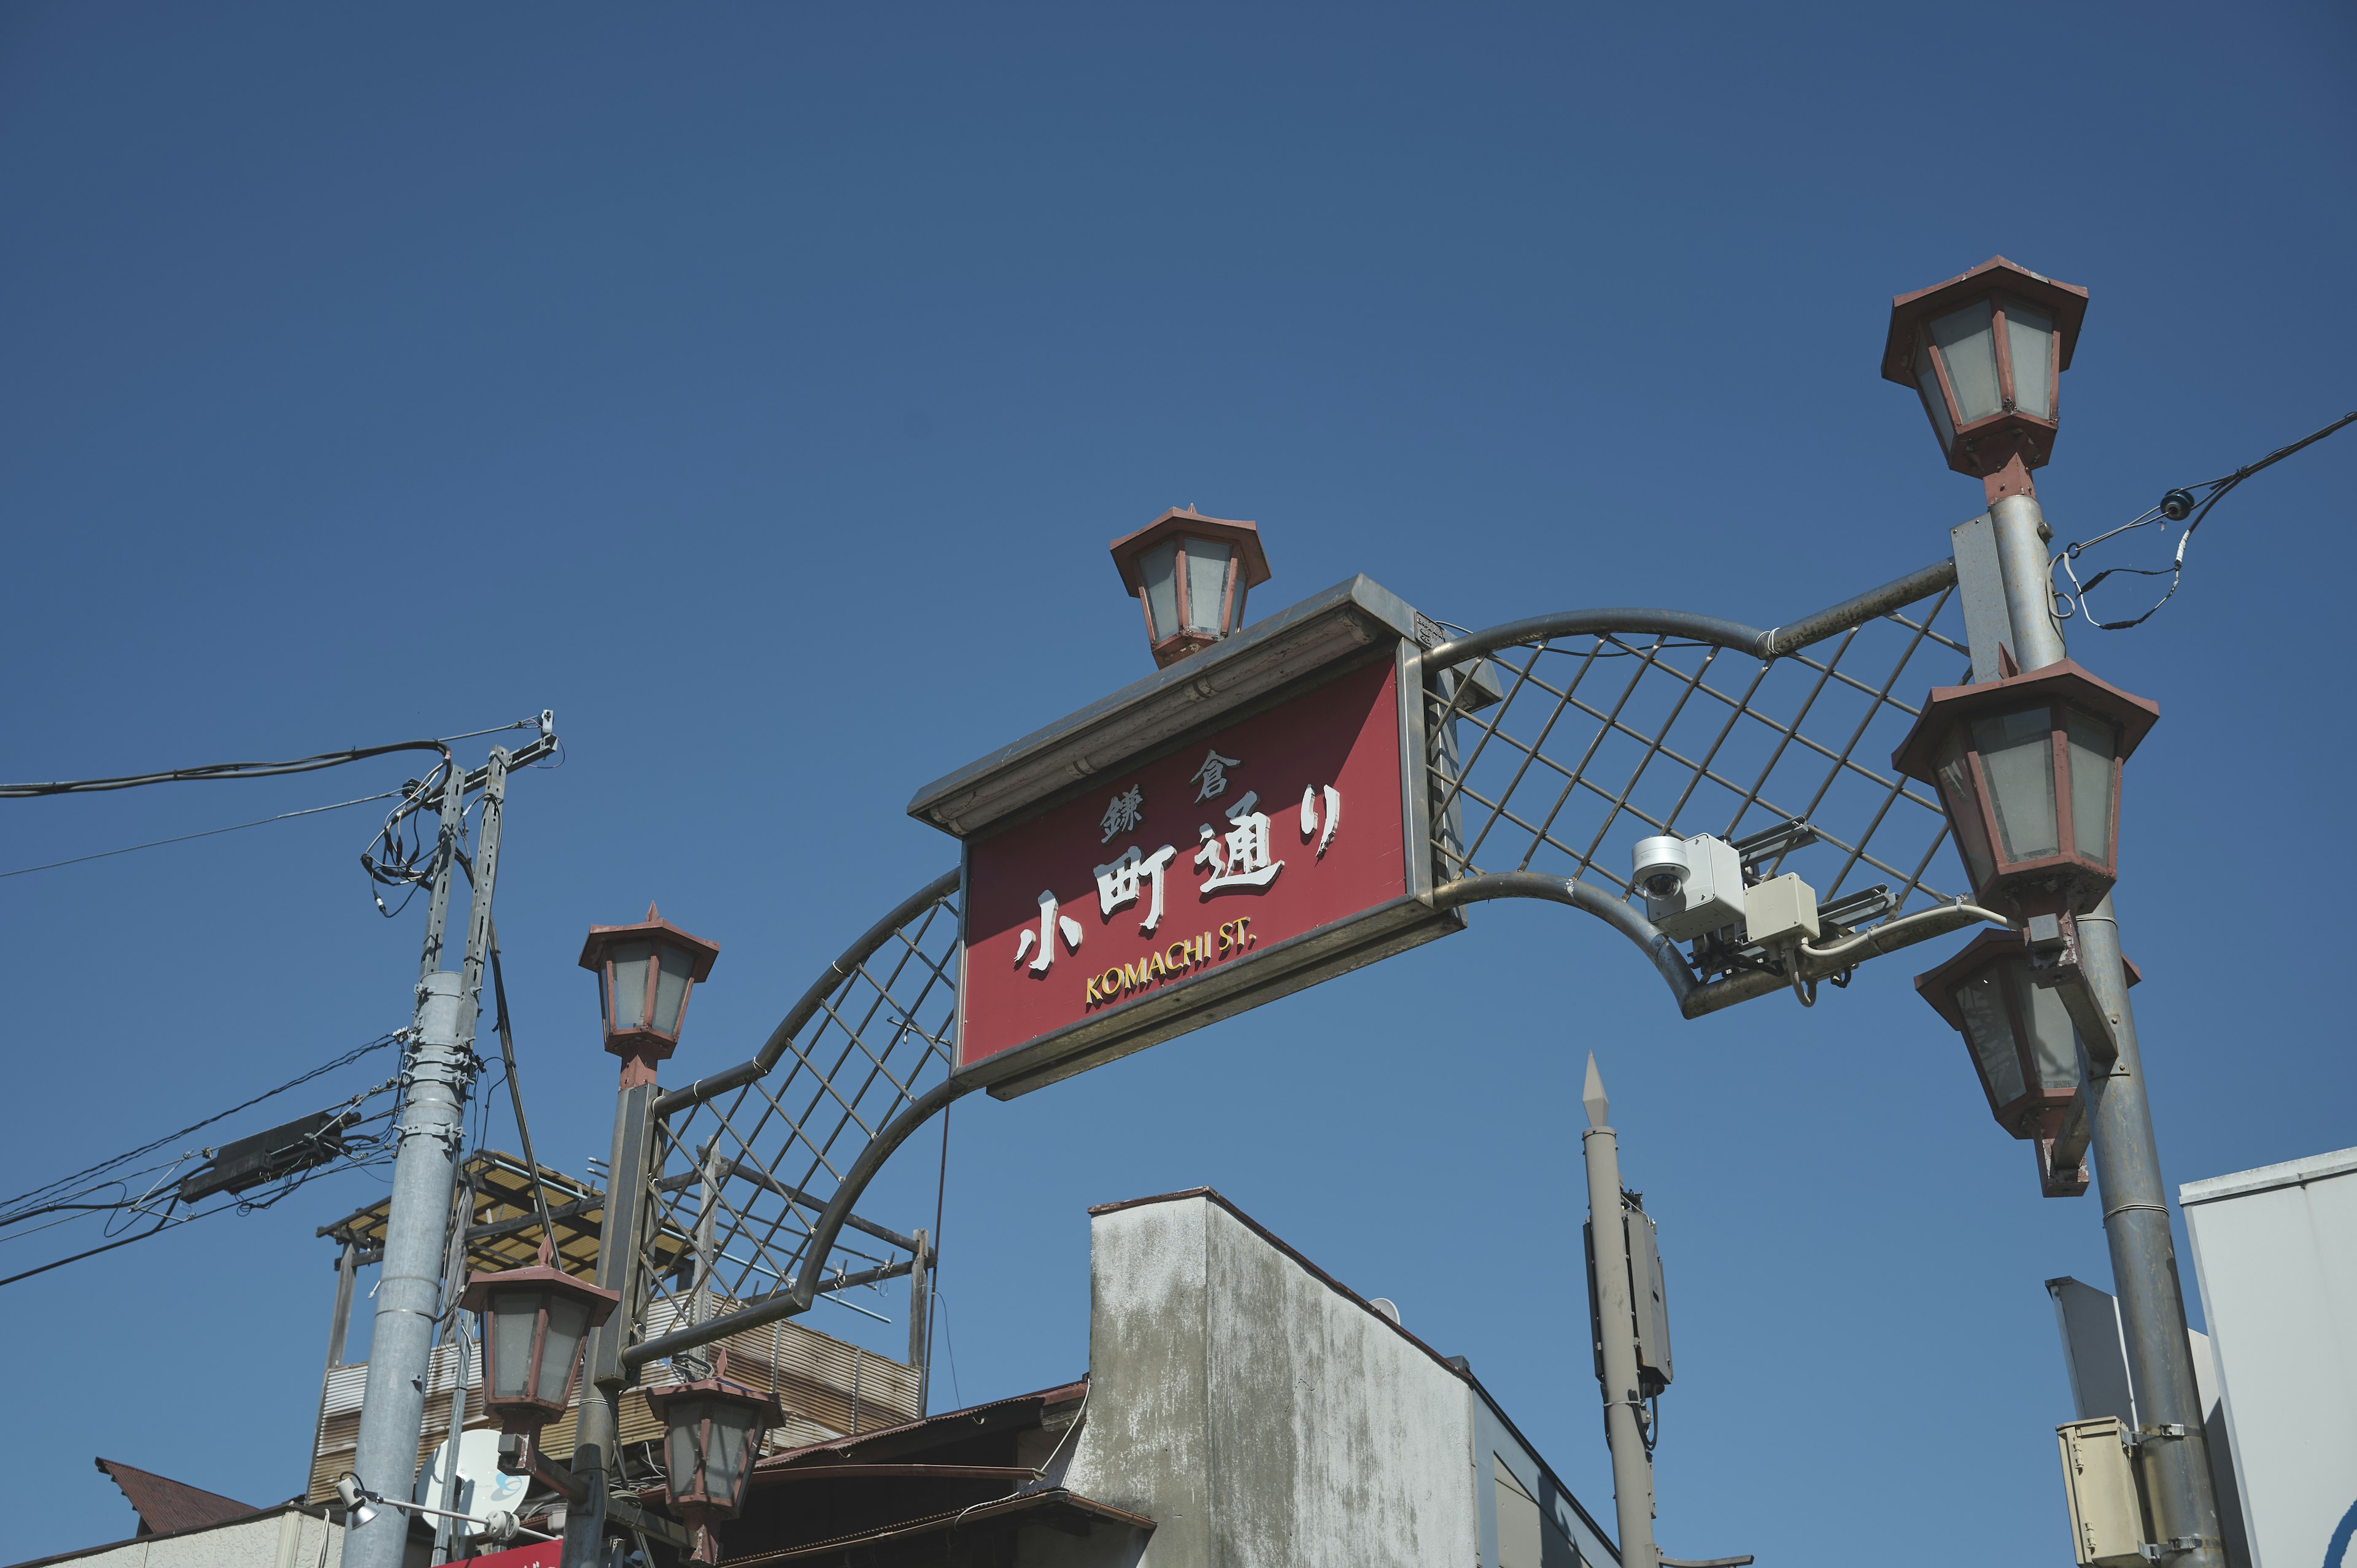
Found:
1631,836 -> 1690,900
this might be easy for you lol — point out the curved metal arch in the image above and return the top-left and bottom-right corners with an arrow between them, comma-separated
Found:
616,557 -> 1981,1371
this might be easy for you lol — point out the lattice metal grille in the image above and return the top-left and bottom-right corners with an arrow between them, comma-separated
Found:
634,879 -> 961,1362
1426,579 -> 1972,926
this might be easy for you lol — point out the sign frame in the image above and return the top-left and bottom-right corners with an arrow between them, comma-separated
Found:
906,575 -> 1492,1099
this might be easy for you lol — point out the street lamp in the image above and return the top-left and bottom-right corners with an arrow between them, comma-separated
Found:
1890,660 -> 2159,926
644,1364 -> 784,1564
460,1257 -> 620,1468
1107,506 -> 1272,667
1881,256 -> 2088,503
1913,929 -> 2143,1196
579,903 -> 722,1085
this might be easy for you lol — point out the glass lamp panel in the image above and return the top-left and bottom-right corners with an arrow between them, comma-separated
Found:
1954,970 -> 2027,1110
606,941 -> 652,1031
664,1417 -> 701,1497
705,1410 -> 754,1504
489,1291 -> 540,1399
1913,342 -> 1958,453
1933,730 -> 1997,894
1932,301 -> 2002,423
2063,708 -> 2116,868
1183,542 -> 1232,633
1140,543 -> 1178,641
2002,296 -> 2055,419
652,943 -> 694,1035
2010,967 -> 2083,1093
1229,582 -> 1248,633
1971,709 -> 2060,862
534,1297 -> 592,1404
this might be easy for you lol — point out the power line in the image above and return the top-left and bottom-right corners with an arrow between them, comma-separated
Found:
0,1032 -> 403,1226
0,716 -> 544,798
2054,407 -> 2357,631
0,787 -> 404,881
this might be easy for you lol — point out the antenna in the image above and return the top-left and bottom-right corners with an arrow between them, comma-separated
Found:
1582,1052 -> 1609,1130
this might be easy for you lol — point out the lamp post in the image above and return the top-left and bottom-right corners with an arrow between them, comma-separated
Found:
1107,506 -> 1272,667
564,905 -> 722,1568
1887,263 -> 2225,1564
644,1360 -> 785,1564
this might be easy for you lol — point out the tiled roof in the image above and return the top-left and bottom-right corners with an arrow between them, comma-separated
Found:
93,1458 -> 260,1536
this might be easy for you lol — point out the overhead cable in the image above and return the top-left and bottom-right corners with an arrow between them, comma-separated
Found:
0,716 -> 544,798
0,788 -> 404,881
2053,408 -> 2357,631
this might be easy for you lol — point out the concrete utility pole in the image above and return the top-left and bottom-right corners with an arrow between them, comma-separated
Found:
1981,495 -> 2226,1564
1582,1053 -> 1658,1568
346,751 -> 509,1568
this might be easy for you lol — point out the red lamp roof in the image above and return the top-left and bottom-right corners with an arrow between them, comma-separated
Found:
458,1262 -> 621,1323
1881,255 -> 2091,387
1107,508 -> 1273,599
578,902 -> 722,980
1891,659 -> 2160,786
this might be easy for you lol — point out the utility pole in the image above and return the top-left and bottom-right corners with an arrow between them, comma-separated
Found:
1980,495 -> 2226,1564
346,750 -> 510,1568
1581,1053 -> 1657,1568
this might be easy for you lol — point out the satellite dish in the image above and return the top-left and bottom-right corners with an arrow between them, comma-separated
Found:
1369,1297 -> 1401,1326
414,1428 -> 529,1518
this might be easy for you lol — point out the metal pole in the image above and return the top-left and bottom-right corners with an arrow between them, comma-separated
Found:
346,753 -> 508,1568
326,1238 -> 358,1368
564,1075 -> 660,1568
1581,1054 -> 1657,1568
432,1174 -> 479,1567
907,1228 -> 931,1407
1984,493 -> 2226,1564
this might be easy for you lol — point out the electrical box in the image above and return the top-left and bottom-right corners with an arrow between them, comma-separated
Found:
1584,1199 -> 1674,1398
1743,873 -> 1820,948
2057,1418 -> 2148,1568
1643,833 -> 1746,942
1625,1202 -> 1673,1395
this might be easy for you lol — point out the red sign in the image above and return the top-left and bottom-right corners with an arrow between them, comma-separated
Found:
958,658 -> 1415,1078
465,1541 -> 562,1568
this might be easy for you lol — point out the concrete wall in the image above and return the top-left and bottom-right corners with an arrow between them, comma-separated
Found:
1062,1192 -> 1482,1568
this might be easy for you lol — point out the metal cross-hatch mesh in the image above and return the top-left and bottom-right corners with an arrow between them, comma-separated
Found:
635,878 -> 961,1367
1422,574 -> 1972,929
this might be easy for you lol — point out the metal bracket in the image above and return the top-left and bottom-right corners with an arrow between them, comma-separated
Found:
2024,911 -> 2121,1065
2137,1536 -> 2210,1560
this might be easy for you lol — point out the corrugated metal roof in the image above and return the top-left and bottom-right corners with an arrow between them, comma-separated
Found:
316,1149 -> 693,1277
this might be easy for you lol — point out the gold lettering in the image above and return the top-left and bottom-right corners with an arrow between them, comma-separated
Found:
1165,941 -> 1188,970
1218,921 -> 1236,954
1146,951 -> 1168,979
1085,974 -> 1102,1005
1236,916 -> 1253,948
1121,960 -> 1145,991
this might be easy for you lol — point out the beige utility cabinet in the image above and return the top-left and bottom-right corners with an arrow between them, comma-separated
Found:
2056,1418 -> 2147,1567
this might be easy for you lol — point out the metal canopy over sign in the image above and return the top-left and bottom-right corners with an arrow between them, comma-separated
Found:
907,576 -> 1480,1097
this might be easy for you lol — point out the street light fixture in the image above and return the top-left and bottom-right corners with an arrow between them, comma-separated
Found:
1913,929 -> 2143,1196
1891,660 -> 2159,927
1881,256 -> 2088,503
579,903 -> 722,1085
1107,506 -> 1272,668
644,1362 -> 784,1564
459,1256 -> 621,1470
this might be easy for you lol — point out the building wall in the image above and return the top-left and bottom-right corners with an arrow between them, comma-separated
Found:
2182,1148 -> 2357,1568
29,1511 -> 344,1568
1062,1193 -> 1483,1568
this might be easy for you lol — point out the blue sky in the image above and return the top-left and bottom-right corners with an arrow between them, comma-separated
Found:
2,4 -> 2351,1561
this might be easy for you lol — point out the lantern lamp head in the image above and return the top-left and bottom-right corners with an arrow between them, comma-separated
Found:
579,904 -> 721,1083
1882,257 -> 2089,504
458,1264 -> 621,1438
645,1373 -> 786,1563
1891,660 -> 2158,922
1915,927 -> 2141,1197
1107,507 -> 1273,668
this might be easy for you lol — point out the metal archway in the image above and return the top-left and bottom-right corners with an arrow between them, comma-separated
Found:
608,552 -> 2002,1380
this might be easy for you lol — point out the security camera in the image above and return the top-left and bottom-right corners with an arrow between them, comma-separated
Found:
1631,836 -> 1690,900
